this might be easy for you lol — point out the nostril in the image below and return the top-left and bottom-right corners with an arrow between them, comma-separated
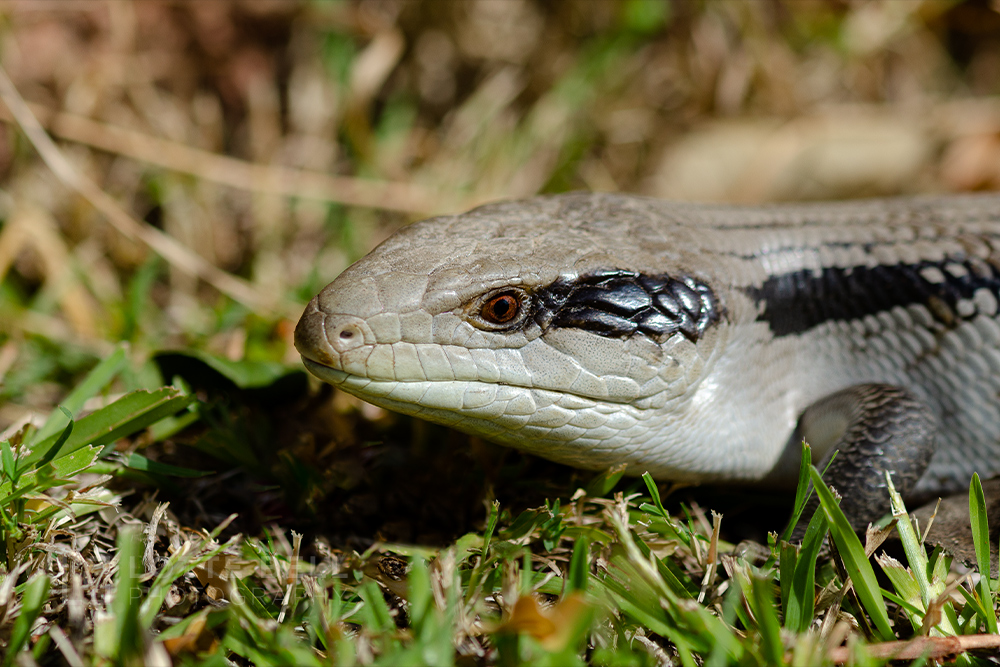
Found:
330,321 -> 366,351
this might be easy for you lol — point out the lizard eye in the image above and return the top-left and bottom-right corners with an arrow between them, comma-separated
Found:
481,291 -> 522,324
464,287 -> 532,331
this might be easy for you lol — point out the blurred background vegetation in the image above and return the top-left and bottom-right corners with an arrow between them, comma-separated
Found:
3,1 -> 1000,662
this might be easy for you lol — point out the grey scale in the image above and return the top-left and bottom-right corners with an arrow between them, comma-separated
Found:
294,192 -> 1000,525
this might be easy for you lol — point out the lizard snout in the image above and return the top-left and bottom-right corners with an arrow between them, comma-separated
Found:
294,297 -> 373,369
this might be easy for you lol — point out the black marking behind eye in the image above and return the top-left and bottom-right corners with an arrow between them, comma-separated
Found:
571,282 -> 651,315
535,270 -> 722,341
748,258 -> 1000,337
553,306 -> 640,336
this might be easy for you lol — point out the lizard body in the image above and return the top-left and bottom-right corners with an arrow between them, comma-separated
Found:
295,193 -> 1000,523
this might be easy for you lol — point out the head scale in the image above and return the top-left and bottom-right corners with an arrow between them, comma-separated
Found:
294,193 -> 726,473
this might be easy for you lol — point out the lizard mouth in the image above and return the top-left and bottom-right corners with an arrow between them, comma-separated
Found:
300,352 -> 652,411
299,354 -> 648,472
301,356 -> 524,414
300,357 -> 348,384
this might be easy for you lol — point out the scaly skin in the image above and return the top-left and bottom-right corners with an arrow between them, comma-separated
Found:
295,192 -> 1000,496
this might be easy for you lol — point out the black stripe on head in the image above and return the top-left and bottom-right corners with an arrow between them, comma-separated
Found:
748,258 -> 1000,337
534,270 -> 722,342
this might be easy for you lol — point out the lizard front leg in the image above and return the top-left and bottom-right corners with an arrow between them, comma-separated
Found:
794,383 -> 937,534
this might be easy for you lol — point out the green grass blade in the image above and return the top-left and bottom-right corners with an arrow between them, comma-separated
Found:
146,408 -> 199,442
121,453 -> 212,478
3,573 -> 49,667
123,256 -> 161,341
357,580 -> 395,631
631,527 -> 697,598
159,349 -> 300,389
35,408 -> 73,468
407,555 -> 431,633
879,586 -> 926,619
31,344 -> 129,445
1,440 -> 15,484
884,471 -> 936,609
24,388 -> 195,466
750,575 -> 784,665
641,471 -> 667,517
875,555 -> 923,631
482,499 -> 499,558
969,473 -> 998,633
112,528 -> 145,662
807,466 -> 894,641
139,535 -> 235,629
585,464 -> 627,497
779,540 -> 796,615
705,582 -> 743,667
0,446 -> 100,498
782,441 -> 814,541
465,501 -> 499,605
568,537 -> 589,593
235,578 -> 275,620
956,582 -> 991,621
785,508 -> 827,632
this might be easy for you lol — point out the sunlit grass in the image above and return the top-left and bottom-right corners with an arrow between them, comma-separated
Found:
2,349 -> 1000,664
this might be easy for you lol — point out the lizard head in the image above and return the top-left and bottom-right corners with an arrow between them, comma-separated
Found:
294,193 -> 727,473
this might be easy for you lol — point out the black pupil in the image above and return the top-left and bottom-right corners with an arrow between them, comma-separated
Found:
490,296 -> 515,321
